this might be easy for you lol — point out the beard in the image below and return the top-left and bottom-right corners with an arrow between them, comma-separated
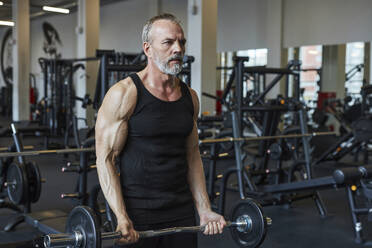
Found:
153,53 -> 183,75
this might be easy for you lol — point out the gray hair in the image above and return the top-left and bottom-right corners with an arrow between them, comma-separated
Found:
142,13 -> 182,44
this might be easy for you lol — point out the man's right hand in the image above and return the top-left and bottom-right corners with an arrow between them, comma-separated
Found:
115,217 -> 139,244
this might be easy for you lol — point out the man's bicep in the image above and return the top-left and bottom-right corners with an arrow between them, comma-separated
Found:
96,110 -> 128,159
95,82 -> 136,158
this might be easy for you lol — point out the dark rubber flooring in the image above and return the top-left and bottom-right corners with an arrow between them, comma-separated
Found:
1,119 -> 372,247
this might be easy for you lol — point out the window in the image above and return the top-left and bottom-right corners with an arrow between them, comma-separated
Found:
236,49 -> 268,95
299,45 -> 322,105
345,42 -> 365,100
218,51 -> 232,90
236,49 -> 268,67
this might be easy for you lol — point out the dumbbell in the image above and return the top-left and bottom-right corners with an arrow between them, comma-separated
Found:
44,199 -> 271,248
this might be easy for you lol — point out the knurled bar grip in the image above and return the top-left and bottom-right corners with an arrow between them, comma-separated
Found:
199,131 -> 336,144
106,221 -> 236,238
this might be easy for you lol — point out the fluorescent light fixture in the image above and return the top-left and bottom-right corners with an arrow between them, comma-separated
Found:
42,6 -> 70,14
0,2 -> 3,6
308,50 -> 318,55
0,21 -> 14,26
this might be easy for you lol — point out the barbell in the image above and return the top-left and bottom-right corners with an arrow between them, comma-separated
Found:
199,131 -> 336,144
0,147 -> 95,158
44,199 -> 271,248
0,145 -> 34,152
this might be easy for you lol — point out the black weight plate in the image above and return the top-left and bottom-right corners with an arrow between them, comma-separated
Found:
230,199 -> 267,248
6,162 -> 28,205
66,206 -> 101,248
26,162 -> 42,203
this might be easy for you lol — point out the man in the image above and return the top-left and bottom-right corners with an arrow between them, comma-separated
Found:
95,13 -> 226,248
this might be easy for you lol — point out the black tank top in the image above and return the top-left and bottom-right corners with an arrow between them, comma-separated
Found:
119,73 -> 195,224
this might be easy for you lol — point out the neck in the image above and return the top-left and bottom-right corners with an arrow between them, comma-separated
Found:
145,61 -> 178,89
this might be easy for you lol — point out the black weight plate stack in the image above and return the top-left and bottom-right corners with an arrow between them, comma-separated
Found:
230,199 -> 268,248
6,162 -> 28,205
26,162 -> 42,203
66,206 -> 101,248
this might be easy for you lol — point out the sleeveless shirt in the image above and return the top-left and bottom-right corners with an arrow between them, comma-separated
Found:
119,73 -> 195,224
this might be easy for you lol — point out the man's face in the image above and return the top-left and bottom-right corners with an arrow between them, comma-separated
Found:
147,20 -> 186,75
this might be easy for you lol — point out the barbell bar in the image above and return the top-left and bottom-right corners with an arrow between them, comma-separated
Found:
45,219 -> 254,246
44,199 -> 271,248
199,131 -> 336,144
0,147 -> 95,159
0,145 -> 34,152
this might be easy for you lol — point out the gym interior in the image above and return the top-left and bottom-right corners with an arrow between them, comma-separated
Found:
1,0 -> 372,247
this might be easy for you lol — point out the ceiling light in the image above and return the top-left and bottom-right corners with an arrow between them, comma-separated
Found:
42,6 -> 70,14
0,2 -> 3,6
308,50 -> 318,55
0,21 -> 14,26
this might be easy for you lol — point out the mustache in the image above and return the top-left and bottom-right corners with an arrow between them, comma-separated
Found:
167,55 -> 183,62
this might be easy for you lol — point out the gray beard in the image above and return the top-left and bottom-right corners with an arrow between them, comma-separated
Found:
154,55 -> 183,75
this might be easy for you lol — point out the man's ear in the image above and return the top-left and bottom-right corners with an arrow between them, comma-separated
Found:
143,42 -> 151,58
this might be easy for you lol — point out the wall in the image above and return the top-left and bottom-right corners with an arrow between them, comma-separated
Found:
217,0 -> 372,51
217,0 -> 267,52
161,0 -> 188,37
283,0 -> 372,47
100,0 -> 188,52
99,0 -> 148,52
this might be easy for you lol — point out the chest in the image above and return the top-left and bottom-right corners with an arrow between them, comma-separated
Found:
128,99 -> 194,137
144,85 -> 182,102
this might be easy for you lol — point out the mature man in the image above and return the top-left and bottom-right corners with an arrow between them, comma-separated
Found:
95,13 -> 226,248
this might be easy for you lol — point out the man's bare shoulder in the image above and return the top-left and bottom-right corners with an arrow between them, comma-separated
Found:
99,77 -> 137,120
109,77 -> 137,98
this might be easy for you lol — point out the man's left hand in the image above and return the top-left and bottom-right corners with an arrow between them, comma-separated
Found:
199,210 -> 227,235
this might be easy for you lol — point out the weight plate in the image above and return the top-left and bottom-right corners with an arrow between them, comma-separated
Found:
26,162 -> 42,203
6,162 -> 28,205
66,206 -> 101,248
230,199 -> 267,248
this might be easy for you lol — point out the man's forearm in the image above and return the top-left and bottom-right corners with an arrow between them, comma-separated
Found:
187,149 -> 212,214
96,155 -> 129,222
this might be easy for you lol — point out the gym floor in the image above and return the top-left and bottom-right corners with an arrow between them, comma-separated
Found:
0,119 -> 371,247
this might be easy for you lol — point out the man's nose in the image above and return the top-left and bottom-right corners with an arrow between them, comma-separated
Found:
173,40 -> 184,54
